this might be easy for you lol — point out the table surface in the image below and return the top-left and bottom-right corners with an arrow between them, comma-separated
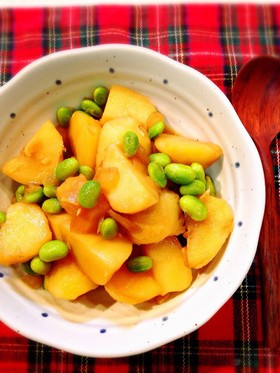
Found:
0,3 -> 280,372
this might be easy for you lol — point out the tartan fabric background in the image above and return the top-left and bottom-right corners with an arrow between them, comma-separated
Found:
0,3 -> 280,372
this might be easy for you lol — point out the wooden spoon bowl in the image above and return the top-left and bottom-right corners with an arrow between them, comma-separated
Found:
232,56 -> 280,349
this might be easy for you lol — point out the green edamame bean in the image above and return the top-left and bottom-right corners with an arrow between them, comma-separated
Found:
205,175 -> 216,196
39,240 -> 69,262
93,86 -> 109,106
148,121 -> 165,139
22,261 -> 38,276
42,198 -> 62,214
25,188 -> 44,204
15,185 -> 25,202
79,165 -> 94,180
148,161 -> 167,188
122,131 -> 139,157
191,162 -> 206,184
126,256 -> 153,272
81,99 -> 103,118
30,256 -> 51,275
56,106 -> 73,127
148,152 -> 171,168
179,179 -> 206,196
165,163 -> 196,185
179,195 -> 208,221
43,185 -> 57,198
100,218 -> 119,240
0,211 -> 6,226
78,180 -> 101,208
55,157 -> 79,182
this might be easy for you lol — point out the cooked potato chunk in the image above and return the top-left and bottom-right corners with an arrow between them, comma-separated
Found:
99,144 -> 159,214
69,111 -> 101,169
184,192 -> 234,268
100,85 -> 157,127
128,190 -> 185,244
143,236 -> 192,295
96,116 -> 151,168
105,264 -> 161,304
44,253 -> 98,300
154,133 -> 223,169
61,226 -> 133,285
0,203 -> 52,265
2,120 -> 64,185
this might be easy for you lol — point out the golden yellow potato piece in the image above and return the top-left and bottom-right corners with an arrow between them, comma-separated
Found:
100,85 -> 157,127
2,120 -> 64,185
184,192 -> 234,268
44,253 -> 98,300
154,133 -> 223,169
69,111 -> 101,169
94,166 -> 120,194
100,144 -> 159,214
143,236 -> 192,295
56,174 -> 87,216
105,264 -> 161,305
96,116 -> 151,167
0,202 -> 52,265
128,189 -> 185,244
46,212 -> 72,241
61,226 -> 133,285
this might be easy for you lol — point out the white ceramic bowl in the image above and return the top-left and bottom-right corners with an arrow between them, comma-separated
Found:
0,45 -> 265,357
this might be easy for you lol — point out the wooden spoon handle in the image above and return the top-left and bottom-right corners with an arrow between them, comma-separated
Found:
255,141 -> 280,350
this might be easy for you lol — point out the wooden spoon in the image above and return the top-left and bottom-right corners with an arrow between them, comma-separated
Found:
232,56 -> 280,350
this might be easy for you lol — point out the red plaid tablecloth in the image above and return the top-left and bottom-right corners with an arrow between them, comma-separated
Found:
0,3 -> 279,372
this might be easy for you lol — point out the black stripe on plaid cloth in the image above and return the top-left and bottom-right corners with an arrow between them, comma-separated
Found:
0,3 -> 280,372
